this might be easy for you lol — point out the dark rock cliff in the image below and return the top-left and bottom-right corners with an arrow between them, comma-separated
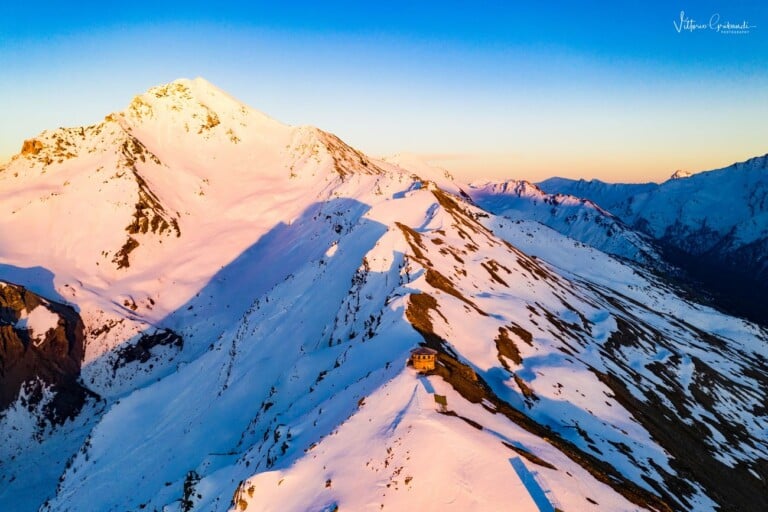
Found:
0,282 -> 92,424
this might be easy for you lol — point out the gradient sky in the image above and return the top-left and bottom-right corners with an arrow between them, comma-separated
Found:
2,1 -> 767,182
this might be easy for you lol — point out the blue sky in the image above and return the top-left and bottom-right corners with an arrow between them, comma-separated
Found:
2,1 -> 767,181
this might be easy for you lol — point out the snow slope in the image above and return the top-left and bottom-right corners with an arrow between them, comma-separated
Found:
1,79 -> 766,512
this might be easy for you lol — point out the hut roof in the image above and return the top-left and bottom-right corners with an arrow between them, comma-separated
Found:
410,347 -> 438,356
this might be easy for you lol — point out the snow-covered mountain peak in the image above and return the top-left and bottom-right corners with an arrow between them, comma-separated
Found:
121,77 -> 281,134
669,169 -> 692,180
109,77 -> 296,166
106,77 -> 388,184
0,78 -> 403,362
2,78 -> 274,178
4,77 -> 386,187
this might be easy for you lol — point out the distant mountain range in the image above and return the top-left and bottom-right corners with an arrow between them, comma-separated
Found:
539,156 -> 768,323
0,78 -> 765,512
464,180 -> 663,267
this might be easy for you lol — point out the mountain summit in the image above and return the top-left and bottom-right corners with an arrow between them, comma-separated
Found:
1,79 -> 766,512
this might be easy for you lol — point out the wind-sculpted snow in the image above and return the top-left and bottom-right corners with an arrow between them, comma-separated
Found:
0,79 -> 765,511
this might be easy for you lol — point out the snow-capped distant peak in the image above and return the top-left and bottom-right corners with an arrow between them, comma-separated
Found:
669,169 -> 692,180
470,179 -> 541,197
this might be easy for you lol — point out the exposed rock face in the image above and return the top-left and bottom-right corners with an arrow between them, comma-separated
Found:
111,328 -> 183,374
0,282 -> 90,423
20,139 -> 44,156
111,137 -> 181,269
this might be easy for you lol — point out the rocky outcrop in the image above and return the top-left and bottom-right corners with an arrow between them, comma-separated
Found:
111,328 -> 183,374
20,139 -> 44,156
111,136 -> 181,269
0,282 -> 91,424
